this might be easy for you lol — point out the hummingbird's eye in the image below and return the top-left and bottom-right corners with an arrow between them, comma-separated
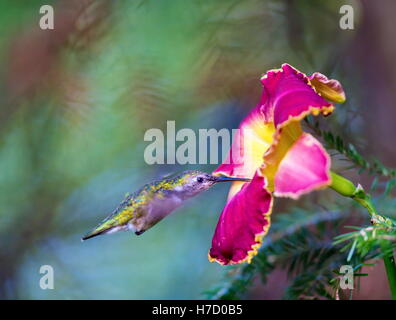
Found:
197,177 -> 204,183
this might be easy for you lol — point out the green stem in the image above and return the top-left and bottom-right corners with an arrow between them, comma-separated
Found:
330,171 -> 396,299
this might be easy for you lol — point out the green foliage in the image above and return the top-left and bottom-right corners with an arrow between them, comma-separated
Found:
334,217 -> 396,262
305,117 -> 396,179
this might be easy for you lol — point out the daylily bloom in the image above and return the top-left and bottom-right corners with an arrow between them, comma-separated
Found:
209,63 -> 346,265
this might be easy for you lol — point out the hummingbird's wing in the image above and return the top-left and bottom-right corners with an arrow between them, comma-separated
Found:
158,171 -> 179,180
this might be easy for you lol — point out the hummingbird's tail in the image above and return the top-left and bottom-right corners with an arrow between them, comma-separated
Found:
81,222 -> 126,241
81,229 -> 108,241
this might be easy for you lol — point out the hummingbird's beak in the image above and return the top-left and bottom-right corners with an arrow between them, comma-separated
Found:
212,176 -> 251,183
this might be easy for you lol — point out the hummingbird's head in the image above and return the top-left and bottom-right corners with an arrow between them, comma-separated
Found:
178,170 -> 251,197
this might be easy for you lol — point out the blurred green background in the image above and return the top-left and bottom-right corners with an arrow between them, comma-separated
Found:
1,0 -> 395,299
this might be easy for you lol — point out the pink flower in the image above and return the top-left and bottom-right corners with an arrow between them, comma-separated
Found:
209,64 -> 346,265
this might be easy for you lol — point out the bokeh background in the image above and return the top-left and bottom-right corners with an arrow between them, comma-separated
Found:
1,0 -> 395,299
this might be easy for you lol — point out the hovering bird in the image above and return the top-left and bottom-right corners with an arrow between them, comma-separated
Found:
82,170 -> 250,241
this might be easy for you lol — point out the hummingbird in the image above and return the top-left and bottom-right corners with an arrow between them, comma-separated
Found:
81,170 -> 250,241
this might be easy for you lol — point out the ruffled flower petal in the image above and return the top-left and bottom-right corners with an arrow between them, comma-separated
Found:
261,121 -> 303,191
273,132 -> 331,199
213,106 -> 275,179
208,172 -> 273,265
259,64 -> 335,129
308,72 -> 346,104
